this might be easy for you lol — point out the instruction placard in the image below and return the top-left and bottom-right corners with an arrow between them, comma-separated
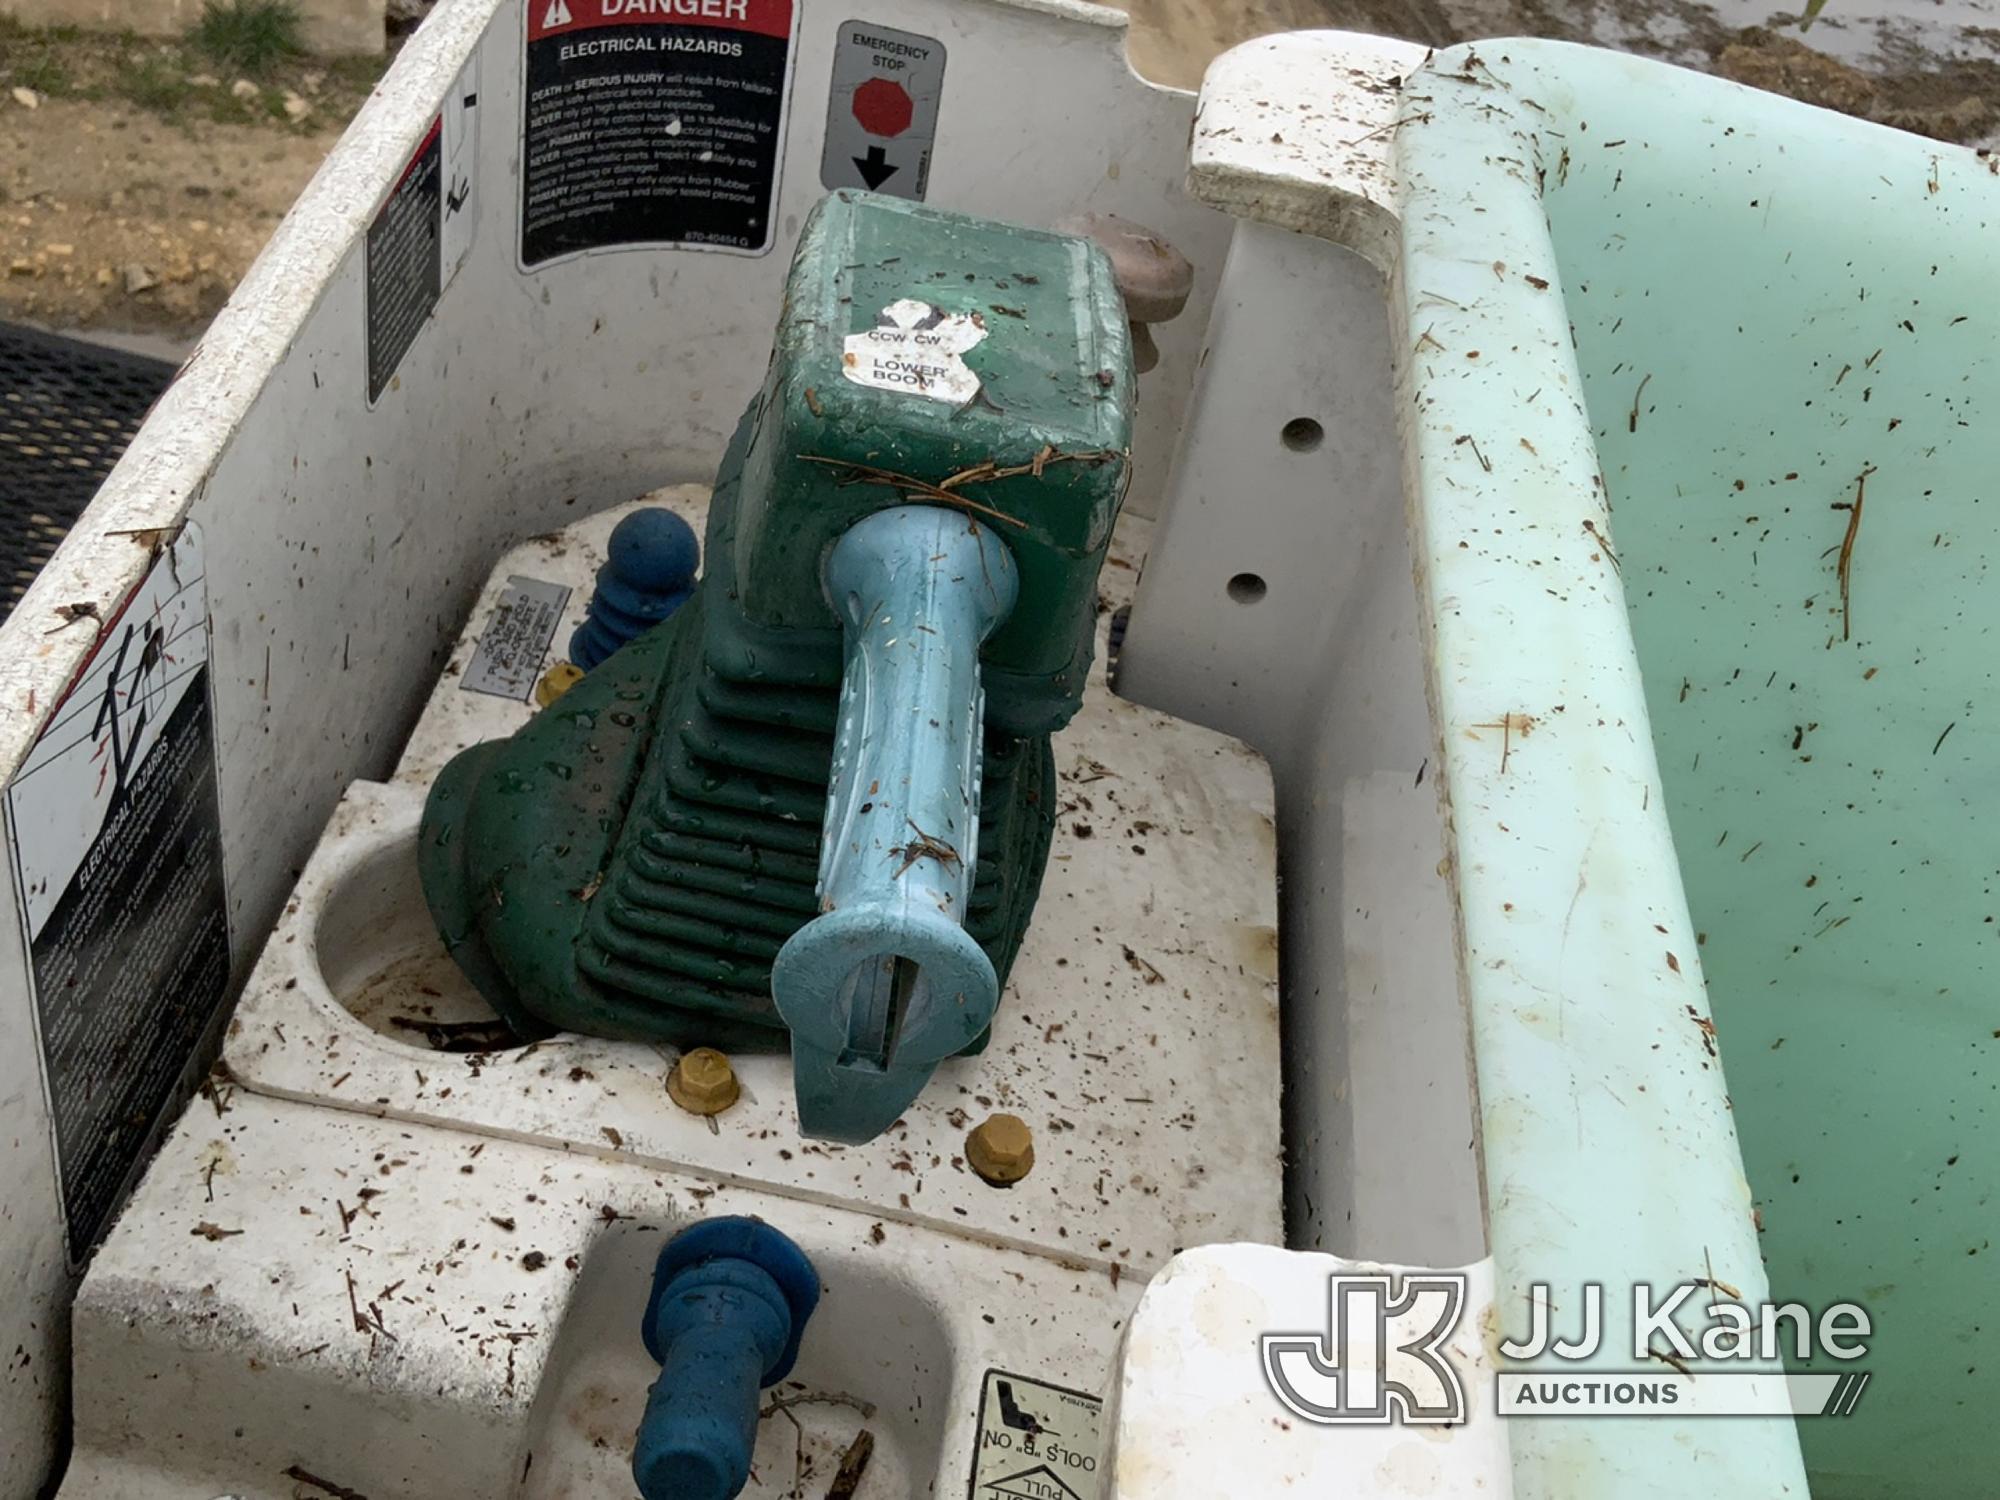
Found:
5,524 -> 230,1260
521,0 -> 798,266
366,54 -> 481,403
440,54 -> 482,286
969,1369 -> 1105,1500
820,20 -> 945,200
366,117 -> 443,402
461,574 -> 573,699
844,297 -> 987,404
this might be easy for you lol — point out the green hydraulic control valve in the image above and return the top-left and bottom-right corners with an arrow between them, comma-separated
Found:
417,191 -> 1136,1142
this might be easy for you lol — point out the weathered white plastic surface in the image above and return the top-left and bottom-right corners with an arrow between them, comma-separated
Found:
65,1091 -> 1136,1500
0,1 -> 1234,1485
1106,1247 -> 1511,1499
1137,32 -> 1817,1499
226,496 -> 1283,1277
3,6 -> 1839,1493
1124,101 -> 1484,1267
1185,30 -> 1422,270
57,490 -> 1280,1498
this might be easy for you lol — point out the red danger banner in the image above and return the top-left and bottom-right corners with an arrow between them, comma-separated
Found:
528,0 -> 791,46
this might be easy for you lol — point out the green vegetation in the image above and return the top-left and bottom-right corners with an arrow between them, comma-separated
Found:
0,13 -> 384,129
0,18 -> 79,97
121,50 -> 197,114
188,0 -> 304,77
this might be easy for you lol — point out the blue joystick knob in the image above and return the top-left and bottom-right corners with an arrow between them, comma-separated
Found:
632,1217 -> 821,1500
571,508 -> 700,671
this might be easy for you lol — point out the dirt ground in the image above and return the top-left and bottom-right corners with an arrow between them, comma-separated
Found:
0,96 -> 349,332
0,28 -> 379,335
2,0 -> 1999,341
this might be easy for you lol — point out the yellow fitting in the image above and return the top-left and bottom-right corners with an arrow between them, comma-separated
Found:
535,661 -> 585,707
667,1047 -> 739,1115
965,1113 -> 1035,1186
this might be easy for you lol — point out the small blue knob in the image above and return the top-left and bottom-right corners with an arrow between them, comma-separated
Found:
633,1218 -> 821,1500
571,508 -> 700,671
610,507 -> 701,591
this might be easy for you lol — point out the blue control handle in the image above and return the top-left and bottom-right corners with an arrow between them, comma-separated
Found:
632,1218 -> 821,1500
771,505 -> 1019,1143
571,507 -> 700,670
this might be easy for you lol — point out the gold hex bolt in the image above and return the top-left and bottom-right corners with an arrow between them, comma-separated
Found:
667,1047 -> 740,1115
966,1113 -> 1035,1186
535,661 -> 585,708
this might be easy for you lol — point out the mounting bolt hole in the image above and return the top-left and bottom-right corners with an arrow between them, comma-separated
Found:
1226,572 -> 1267,605
1280,417 -> 1324,453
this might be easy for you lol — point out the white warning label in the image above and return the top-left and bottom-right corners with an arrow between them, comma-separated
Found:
842,297 -> 987,405
520,0 -> 797,265
969,1369 -> 1104,1500
460,574 -> 573,699
5,522 -> 230,1259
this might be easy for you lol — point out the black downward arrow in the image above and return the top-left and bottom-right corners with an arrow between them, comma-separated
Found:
853,145 -> 899,190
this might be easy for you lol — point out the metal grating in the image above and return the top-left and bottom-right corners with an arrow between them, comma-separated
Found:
0,323 -> 176,620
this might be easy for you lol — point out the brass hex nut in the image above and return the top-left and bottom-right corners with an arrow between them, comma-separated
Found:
667,1047 -> 739,1115
535,662 -> 585,708
966,1113 -> 1035,1186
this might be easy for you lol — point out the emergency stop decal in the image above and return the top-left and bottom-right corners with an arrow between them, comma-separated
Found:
821,20 -> 945,200
521,0 -> 798,265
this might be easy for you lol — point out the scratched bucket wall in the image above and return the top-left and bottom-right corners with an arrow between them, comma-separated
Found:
1544,80 -> 1997,1497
